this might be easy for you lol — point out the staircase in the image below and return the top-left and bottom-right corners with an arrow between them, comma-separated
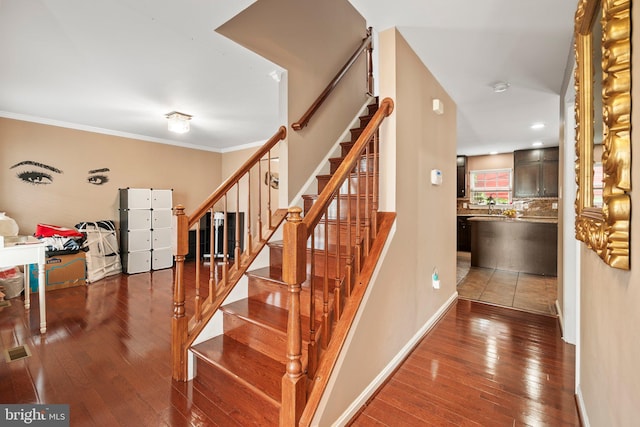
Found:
188,100 -> 381,425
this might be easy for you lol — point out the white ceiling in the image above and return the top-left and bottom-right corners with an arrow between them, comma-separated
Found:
0,0 -> 578,156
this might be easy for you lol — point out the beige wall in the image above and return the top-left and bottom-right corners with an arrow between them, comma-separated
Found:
0,118 -> 221,235
314,28 -> 457,424
218,144 -> 280,234
218,0 -> 369,203
579,4 -> 639,425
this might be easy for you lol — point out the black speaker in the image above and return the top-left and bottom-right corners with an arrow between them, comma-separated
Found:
198,211 -> 244,259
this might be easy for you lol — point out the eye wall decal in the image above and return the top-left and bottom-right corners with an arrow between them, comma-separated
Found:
9,161 -> 111,186
10,160 -> 63,185
87,168 -> 110,186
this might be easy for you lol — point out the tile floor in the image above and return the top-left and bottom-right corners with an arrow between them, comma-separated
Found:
456,251 -> 557,316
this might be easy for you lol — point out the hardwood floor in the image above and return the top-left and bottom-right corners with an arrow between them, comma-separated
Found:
349,300 -> 580,426
0,264 -> 578,426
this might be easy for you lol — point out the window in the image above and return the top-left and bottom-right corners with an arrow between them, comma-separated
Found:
470,169 -> 512,205
593,162 -> 603,208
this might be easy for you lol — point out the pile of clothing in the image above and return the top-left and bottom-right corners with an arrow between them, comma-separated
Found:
34,223 -> 85,254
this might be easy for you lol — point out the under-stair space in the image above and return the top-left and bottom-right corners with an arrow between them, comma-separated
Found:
188,99 -> 381,425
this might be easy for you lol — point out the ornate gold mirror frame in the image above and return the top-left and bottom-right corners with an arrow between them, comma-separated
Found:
574,0 -> 632,270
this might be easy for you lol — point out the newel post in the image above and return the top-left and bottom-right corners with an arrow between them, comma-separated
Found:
280,207 -> 307,426
172,205 -> 189,381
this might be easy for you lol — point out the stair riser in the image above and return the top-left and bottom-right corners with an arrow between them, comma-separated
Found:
341,136 -> 378,157
329,154 -> 377,175
270,242 -> 352,279
359,114 -> 374,129
317,173 -> 377,195
247,276 -> 329,319
350,126 -> 380,143
304,196 -> 377,221
313,221 -> 365,248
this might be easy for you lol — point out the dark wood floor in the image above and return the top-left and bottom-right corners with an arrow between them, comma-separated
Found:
349,300 -> 580,426
0,265 -> 579,426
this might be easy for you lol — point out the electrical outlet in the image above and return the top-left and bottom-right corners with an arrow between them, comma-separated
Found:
552,202 -> 558,209
463,202 -> 468,209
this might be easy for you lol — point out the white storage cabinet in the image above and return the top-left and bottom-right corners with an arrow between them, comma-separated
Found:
119,188 -> 173,273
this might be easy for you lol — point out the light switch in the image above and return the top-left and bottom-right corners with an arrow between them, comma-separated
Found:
431,169 -> 443,185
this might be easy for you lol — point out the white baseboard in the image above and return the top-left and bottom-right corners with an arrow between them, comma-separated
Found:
555,299 -> 565,336
576,385 -> 591,427
332,292 -> 459,426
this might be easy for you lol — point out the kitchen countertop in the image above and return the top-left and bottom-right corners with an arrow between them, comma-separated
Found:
465,215 -> 558,224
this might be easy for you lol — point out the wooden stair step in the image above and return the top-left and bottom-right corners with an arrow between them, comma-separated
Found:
316,171 -> 377,194
329,152 -> 378,174
246,267 -> 335,319
268,240 -> 354,257
302,193 -> 377,220
221,298 -> 315,364
268,239 -> 353,278
348,125 -> 379,142
193,350 -> 280,426
191,334 -> 283,405
340,137 -> 378,157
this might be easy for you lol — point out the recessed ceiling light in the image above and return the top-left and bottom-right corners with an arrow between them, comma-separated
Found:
489,151 -> 498,155
492,81 -> 510,93
530,122 -> 545,130
532,141 -> 544,147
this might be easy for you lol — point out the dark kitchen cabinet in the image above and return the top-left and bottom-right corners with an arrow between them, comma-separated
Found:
457,155 -> 467,198
514,147 -> 559,197
457,216 -> 471,252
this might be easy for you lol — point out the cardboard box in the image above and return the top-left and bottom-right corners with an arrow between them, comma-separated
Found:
28,252 -> 87,292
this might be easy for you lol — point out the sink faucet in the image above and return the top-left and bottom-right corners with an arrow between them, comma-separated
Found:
488,196 -> 496,215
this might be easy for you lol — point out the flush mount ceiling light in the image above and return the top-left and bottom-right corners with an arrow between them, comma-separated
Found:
166,111 -> 192,134
492,81 -> 511,93
532,141 -> 544,147
530,122 -> 545,130
269,70 -> 282,82
489,151 -> 498,155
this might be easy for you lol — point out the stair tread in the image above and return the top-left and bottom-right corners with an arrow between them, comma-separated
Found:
193,357 -> 280,426
192,334 -> 283,404
268,239 -> 355,256
221,298 -> 313,340
248,265 -> 347,291
302,193 -> 376,200
329,152 -> 379,162
246,266 -> 283,283
316,171 -> 377,179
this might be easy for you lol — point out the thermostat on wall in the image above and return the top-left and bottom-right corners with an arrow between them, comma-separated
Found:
431,169 -> 443,185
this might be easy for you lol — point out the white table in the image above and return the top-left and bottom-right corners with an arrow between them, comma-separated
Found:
0,236 -> 47,333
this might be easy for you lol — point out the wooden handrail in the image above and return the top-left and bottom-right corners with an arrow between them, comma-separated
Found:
291,28 -> 373,131
188,125 -> 287,228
